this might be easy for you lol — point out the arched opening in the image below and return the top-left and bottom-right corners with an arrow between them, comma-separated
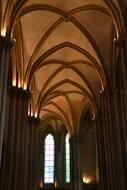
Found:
44,133 -> 55,184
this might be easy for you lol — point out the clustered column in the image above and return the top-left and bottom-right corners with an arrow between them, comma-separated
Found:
0,86 -> 31,190
27,116 -> 40,190
0,36 -> 14,166
69,135 -> 82,190
97,88 -> 127,190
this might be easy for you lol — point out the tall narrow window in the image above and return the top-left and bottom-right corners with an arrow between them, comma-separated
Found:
44,134 -> 55,183
65,134 -> 70,183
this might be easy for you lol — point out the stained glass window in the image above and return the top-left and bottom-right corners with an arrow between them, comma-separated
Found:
65,134 -> 70,183
44,134 -> 54,183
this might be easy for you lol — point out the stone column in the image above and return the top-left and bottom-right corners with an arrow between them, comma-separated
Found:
95,117 -> 107,190
27,116 -> 40,190
117,39 -> 127,187
0,36 -> 14,167
69,135 -> 82,190
117,39 -> 127,137
96,90 -> 123,190
0,86 -> 31,190
96,91 -> 111,190
110,89 -> 126,189
98,89 -> 127,190
56,135 -> 62,188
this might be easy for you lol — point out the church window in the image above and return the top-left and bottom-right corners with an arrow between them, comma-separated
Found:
44,134 -> 55,184
65,134 -> 70,183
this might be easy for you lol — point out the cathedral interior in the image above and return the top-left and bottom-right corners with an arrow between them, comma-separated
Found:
0,0 -> 127,190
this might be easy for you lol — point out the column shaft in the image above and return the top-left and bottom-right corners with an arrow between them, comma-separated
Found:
98,89 -> 127,190
70,136 -> 82,190
0,87 -> 32,190
0,36 -> 13,167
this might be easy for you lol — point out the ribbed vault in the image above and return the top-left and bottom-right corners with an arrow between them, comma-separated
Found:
1,0 -> 124,135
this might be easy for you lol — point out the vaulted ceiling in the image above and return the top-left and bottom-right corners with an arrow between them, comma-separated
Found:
1,0 -> 123,134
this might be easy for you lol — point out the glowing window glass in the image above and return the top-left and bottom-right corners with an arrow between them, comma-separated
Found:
65,134 -> 70,183
44,134 -> 54,183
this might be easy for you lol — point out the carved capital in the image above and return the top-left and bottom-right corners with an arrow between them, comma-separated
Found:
0,35 -> 15,49
28,116 -> 40,125
111,88 -> 124,95
69,135 -> 81,144
115,37 -> 126,48
95,116 -> 106,122
7,86 -> 31,98
99,89 -> 106,97
111,88 -> 121,94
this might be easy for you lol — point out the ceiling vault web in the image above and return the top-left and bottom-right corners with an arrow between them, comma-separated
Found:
1,0 -> 124,134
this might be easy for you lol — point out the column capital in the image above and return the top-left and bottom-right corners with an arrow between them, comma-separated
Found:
99,88 -> 107,98
0,35 -> 15,49
110,88 -> 123,95
28,116 -> 40,125
7,86 -> 31,99
69,135 -> 82,144
114,36 -> 127,48
95,116 -> 106,122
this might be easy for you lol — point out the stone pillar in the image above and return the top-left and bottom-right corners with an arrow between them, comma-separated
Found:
0,86 -> 31,190
95,118 -> 107,190
117,39 -> 127,187
0,36 -> 14,167
110,89 -> 126,189
27,116 -> 40,190
117,39 -> 127,137
56,135 -> 62,188
97,89 -> 127,190
69,135 -> 82,190
57,151 -> 63,187
95,91 -> 111,190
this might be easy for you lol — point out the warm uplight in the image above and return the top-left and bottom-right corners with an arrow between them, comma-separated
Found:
12,79 -> 16,87
55,180 -> 57,188
30,110 -> 33,117
113,38 -> 117,42
23,83 -> 27,90
92,114 -> 95,120
18,80 -> 21,88
40,181 -> 43,188
35,112 -> 38,118
1,28 -> 6,37
28,107 -> 30,116
83,176 -> 91,184
100,86 -> 104,93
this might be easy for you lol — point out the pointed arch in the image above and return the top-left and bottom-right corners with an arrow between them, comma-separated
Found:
34,60 -> 99,112
44,133 -> 55,184
36,79 -> 98,120
65,133 -> 70,183
27,42 -> 106,89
